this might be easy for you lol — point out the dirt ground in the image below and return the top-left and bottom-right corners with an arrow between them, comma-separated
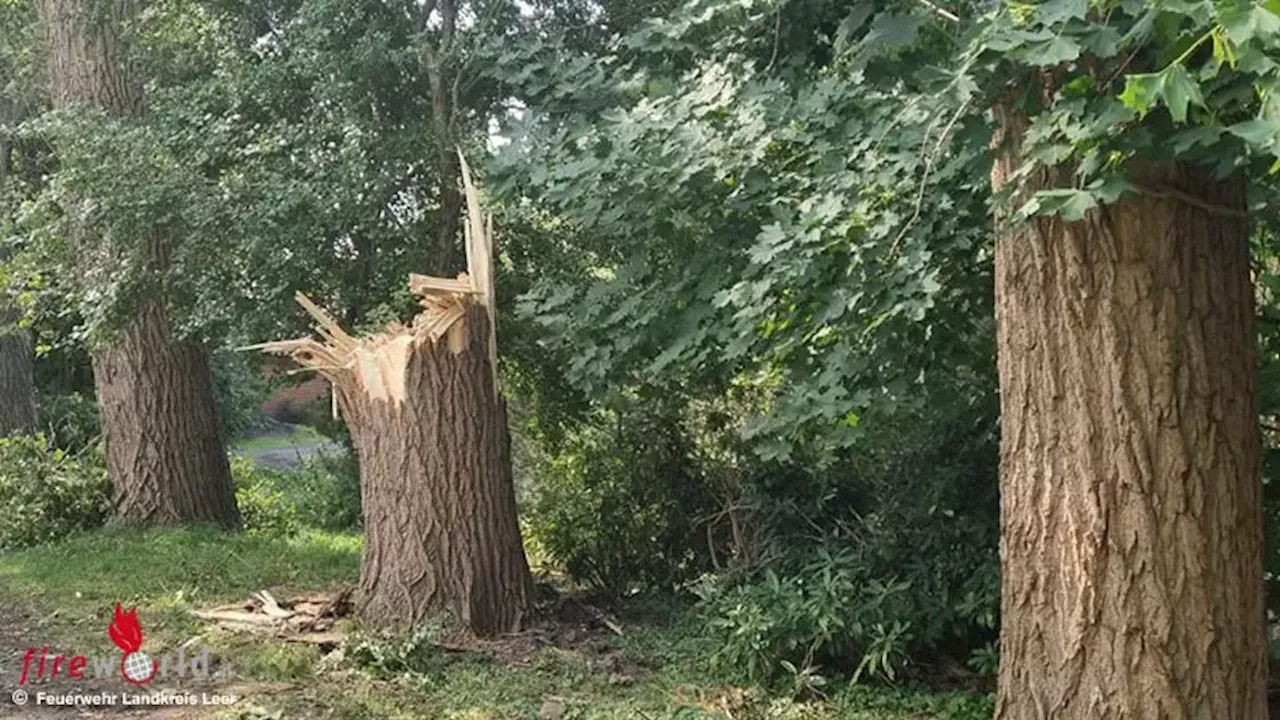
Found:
0,588 -> 231,720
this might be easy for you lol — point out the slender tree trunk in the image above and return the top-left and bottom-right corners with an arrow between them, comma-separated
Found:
992,110 -> 1266,719
420,0 -> 461,274
37,0 -> 239,527
0,309 -> 37,437
344,302 -> 532,634
0,97 -> 38,437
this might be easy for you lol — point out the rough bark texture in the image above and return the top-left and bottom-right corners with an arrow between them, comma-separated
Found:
340,302 -> 532,636
992,109 -> 1266,719
91,303 -> 240,526
0,99 -> 37,438
0,311 -> 37,437
38,0 -> 239,527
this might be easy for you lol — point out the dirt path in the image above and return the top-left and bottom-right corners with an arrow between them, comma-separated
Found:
232,441 -> 338,470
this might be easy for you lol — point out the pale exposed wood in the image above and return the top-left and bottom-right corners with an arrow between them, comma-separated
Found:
458,150 -> 499,391
295,292 -> 357,352
408,273 -> 476,296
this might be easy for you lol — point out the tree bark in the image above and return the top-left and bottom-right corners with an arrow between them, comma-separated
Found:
0,98 -> 38,437
0,309 -> 37,437
37,0 -> 239,527
257,167 -> 532,634
992,110 -> 1266,719
92,302 -> 240,526
342,302 -> 532,635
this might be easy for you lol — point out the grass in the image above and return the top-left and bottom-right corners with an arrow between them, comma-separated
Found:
0,527 -> 993,720
231,424 -> 326,453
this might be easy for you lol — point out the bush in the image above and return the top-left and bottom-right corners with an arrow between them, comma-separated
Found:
524,395 -> 721,594
691,384 -> 1001,687
0,435 -> 110,550
695,546 -> 916,686
230,451 -> 360,537
231,456 -> 300,538
35,391 -> 101,453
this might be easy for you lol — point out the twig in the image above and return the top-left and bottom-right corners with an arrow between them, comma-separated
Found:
1134,183 -> 1249,220
889,97 -> 970,257
764,6 -> 783,72
917,0 -> 959,23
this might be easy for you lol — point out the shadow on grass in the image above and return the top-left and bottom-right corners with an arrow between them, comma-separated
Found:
0,525 -> 360,649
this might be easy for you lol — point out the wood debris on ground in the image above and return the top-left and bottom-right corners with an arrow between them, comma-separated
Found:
189,588 -> 352,647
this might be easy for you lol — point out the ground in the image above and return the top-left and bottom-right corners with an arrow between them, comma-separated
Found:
230,424 -> 338,470
0,528 -> 994,720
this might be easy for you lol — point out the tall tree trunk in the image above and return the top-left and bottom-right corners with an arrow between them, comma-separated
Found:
37,0 -> 239,527
992,110 -> 1266,719
420,0 -> 461,274
0,97 -> 38,437
344,302 -> 532,634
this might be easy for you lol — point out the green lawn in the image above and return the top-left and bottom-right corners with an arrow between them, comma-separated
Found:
0,528 -> 993,720
231,425 -> 326,453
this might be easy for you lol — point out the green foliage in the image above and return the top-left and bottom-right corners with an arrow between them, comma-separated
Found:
965,0 -> 1280,218
346,616 -> 457,679
695,547 -> 916,686
211,350 -> 266,440
524,394 -> 721,593
0,435 -> 110,550
34,391 -> 100,453
230,452 -> 361,536
243,643 -> 320,681
231,455 -> 301,538
490,0 -> 992,463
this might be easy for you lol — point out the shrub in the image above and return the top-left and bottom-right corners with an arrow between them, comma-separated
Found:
35,391 -> 101,453
230,452 -> 360,536
0,435 -> 110,550
524,396 -> 721,594
231,456 -> 300,538
693,384 -> 1001,687
695,546 -> 916,685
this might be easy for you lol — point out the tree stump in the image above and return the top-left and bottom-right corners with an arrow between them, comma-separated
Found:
250,155 -> 533,635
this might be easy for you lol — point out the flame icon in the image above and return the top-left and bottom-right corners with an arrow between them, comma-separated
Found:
109,604 -> 156,685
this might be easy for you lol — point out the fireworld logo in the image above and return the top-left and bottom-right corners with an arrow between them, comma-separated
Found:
17,604 -> 216,686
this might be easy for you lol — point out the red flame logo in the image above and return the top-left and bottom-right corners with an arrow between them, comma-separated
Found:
108,604 -> 143,653
109,603 -> 156,685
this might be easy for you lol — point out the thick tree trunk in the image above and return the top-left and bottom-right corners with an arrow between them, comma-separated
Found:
992,112 -> 1266,718
37,0 -> 239,527
92,302 -> 240,527
342,302 -> 532,634
256,164 -> 532,634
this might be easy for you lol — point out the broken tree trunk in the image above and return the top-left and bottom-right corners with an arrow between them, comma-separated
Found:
249,154 -> 532,635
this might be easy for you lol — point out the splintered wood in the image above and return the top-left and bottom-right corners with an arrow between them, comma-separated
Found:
190,588 -> 352,646
242,150 -> 499,405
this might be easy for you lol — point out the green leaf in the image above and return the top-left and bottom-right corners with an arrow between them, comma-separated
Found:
1118,73 -> 1163,116
1160,64 -> 1204,123
1025,36 -> 1082,66
1169,125 -> 1224,153
1087,176 -> 1136,204
1034,189 -> 1097,221
1035,0 -> 1087,26
1222,5 -> 1280,46
1228,119 -> 1280,149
